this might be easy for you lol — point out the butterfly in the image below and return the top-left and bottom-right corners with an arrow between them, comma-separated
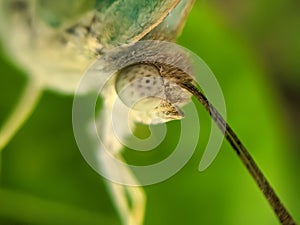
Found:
0,1 -> 195,224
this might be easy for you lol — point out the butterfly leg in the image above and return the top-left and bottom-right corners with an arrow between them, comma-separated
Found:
0,78 -> 43,152
101,157 -> 146,225
96,82 -> 146,225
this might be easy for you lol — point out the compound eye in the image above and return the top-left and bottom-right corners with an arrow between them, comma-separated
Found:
115,64 -> 166,111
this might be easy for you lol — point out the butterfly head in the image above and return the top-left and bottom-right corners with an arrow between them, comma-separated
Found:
115,63 -> 191,124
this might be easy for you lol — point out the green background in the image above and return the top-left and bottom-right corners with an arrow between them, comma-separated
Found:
0,1 -> 299,224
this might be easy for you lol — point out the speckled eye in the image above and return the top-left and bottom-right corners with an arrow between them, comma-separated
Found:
115,64 -> 166,111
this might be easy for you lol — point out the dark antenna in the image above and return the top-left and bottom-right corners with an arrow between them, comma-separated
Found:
179,81 -> 297,225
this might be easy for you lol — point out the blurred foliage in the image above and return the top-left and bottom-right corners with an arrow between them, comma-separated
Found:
209,0 -> 300,144
0,1 -> 299,225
